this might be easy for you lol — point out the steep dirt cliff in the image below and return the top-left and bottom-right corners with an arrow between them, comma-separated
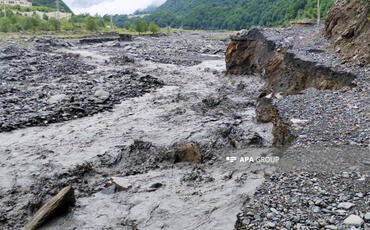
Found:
324,0 -> 369,66
225,25 -> 368,148
226,27 -> 357,95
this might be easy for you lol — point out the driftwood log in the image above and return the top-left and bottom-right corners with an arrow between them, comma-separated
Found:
24,186 -> 75,230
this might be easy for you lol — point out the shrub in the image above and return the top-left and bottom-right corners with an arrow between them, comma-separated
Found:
148,21 -> 160,34
0,18 -> 11,32
86,17 -> 98,31
124,21 -> 131,30
135,20 -> 147,34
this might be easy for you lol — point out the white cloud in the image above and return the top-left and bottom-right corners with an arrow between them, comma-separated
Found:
64,0 -> 166,15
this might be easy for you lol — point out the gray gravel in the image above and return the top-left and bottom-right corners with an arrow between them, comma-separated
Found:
0,42 -> 163,132
235,171 -> 369,230
275,84 -> 369,147
263,26 -> 370,148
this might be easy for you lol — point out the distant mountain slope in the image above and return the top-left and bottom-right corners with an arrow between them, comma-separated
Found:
157,0 -> 226,15
134,5 -> 159,15
31,0 -> 72,13
147,0 -> 334,30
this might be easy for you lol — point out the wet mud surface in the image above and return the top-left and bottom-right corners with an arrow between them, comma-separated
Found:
0,32 -> 274,229
0,30 -> 369,230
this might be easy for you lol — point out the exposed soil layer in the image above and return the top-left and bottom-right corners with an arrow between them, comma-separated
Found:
226,26 -> 365,94
324,0 -> 369,66
227,18 -> 369,230
226,26 -> 369,148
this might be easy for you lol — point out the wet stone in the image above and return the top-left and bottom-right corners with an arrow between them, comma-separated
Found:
343,215 -> 364,226
364,213 -> 370,222
338,202 -> 355,209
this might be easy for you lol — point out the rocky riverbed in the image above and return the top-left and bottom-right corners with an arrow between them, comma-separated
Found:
0,27 -> 369,230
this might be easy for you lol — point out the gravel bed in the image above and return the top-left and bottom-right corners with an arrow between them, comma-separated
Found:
0,44 -> 163,132
236,171 -> 369,230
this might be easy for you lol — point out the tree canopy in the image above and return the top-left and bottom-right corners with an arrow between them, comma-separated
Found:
115,0 -> 334,30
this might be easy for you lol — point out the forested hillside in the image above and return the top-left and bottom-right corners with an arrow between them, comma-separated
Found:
142,0 -> 334,30
31,0 -> 72,13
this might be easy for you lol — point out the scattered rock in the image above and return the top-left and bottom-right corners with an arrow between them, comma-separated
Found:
342,172 -> 350,178
263,166 -> 276,177
94,89 -> 110,102
343,214 -> 364,226
256,97 -> 277,123
174,143 -> 202,163
47,94 -> 67,104
112,42 -> 121,47
147,183 -> 163,192
364,213 -> 370,222
338,202 -> 355,209
107,177 -> 133,192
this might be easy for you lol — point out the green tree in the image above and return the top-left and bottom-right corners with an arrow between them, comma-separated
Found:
49,18 -> 61,31
86,17 -> 98,31
148,21 -> 160,34
0,18 -> 11,32
42,13 -> 49,21
135,20 -> 147,34
61,18 -> 74,31
143,0 -> 335,30
124,21 -> 131,30
103,14 -> 110,22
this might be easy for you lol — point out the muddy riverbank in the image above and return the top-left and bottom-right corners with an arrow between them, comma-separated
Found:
0,32 -> 275,229
0,30 -> 369,230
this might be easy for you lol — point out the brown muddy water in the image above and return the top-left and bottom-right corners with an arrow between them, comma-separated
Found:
0,32 -> 368,230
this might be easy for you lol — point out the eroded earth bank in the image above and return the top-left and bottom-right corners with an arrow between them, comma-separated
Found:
0,9 -> 369,230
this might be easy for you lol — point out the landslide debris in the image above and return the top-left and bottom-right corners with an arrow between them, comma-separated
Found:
324,0 -> 369,66
225,26 -> 369,148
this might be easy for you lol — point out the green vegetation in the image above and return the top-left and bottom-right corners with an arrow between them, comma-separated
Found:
124,21 -> 131,30
132,20 -> 161,34
85,16 -> 98,31
135,20 -> 147,34
116,0 -> 334,30
115,19 -> 161,34
30,0 -> 72,13
0,4 -> 53,12
148,21 -> 160,33
0,1 -> 162,34
0,6 -> 111,32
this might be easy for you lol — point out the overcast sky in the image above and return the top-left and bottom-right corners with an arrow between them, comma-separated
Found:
64,0 -> 166,15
